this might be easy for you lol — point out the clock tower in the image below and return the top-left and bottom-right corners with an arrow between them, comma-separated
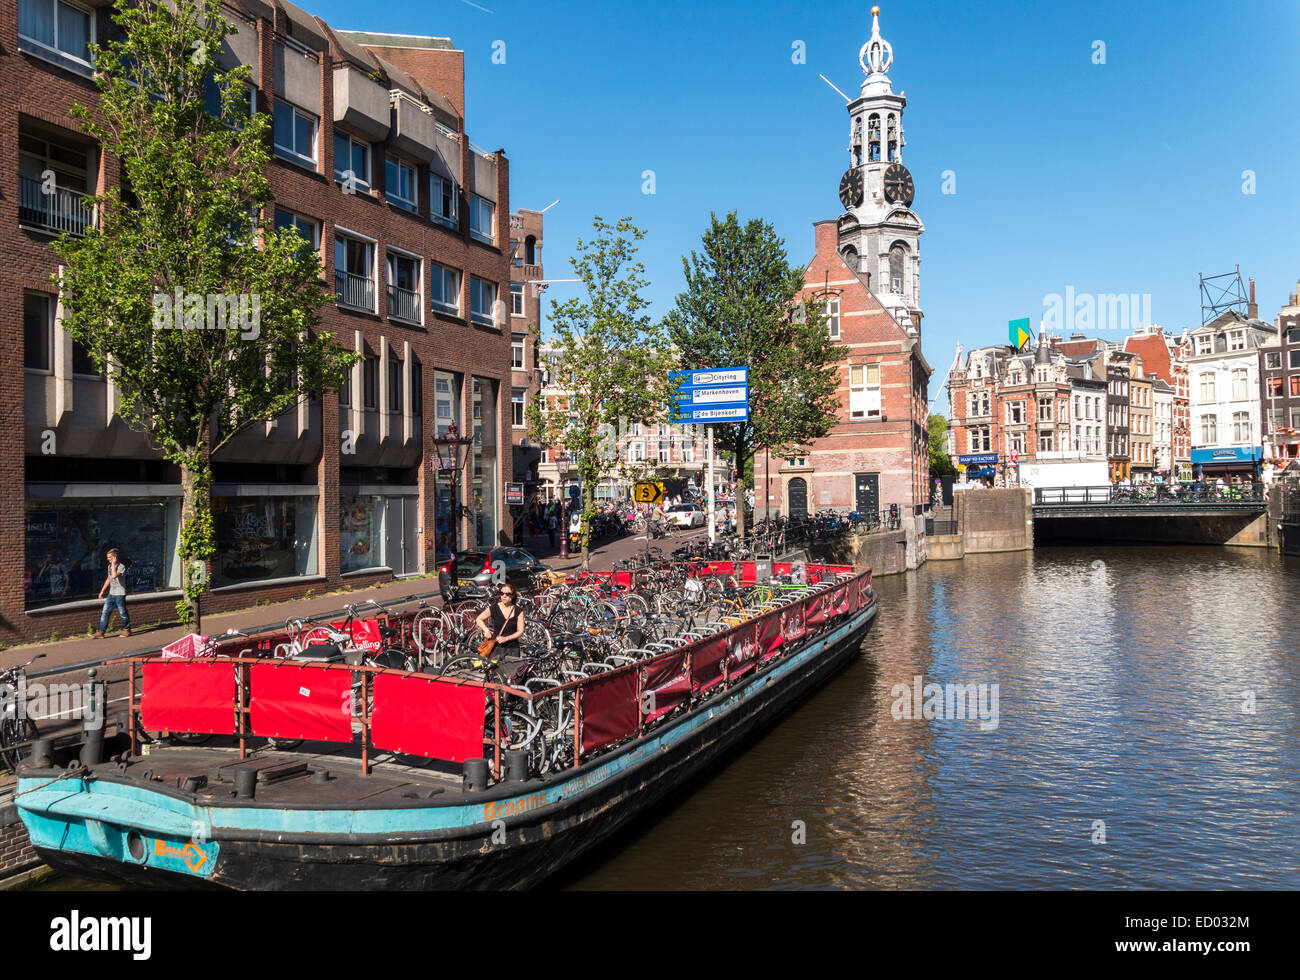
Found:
836,6 -> 923,337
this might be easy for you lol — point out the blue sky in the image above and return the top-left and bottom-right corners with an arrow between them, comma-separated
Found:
312,0 -> 1300,406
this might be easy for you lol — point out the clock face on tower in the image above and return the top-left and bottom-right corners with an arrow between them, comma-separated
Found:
839,168 -> 864,210
883,163 -> 914,206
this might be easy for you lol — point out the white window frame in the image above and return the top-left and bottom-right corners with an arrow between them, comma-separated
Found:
333,227 -> 376,313
17,0 -> 95,74
273,208 -> 321,250
385,246 -> 423,325
273,101 -> 318,169
385,156 -> 418,212
469,194 -> 495,244
1230,368 -> 1248,401
333,131 -> 371,191
1232,412 -> 1250,443
825,297 -> 840,340
430,173 -> 458,228
430,262 -> 462,316
511,334 -> 525,369
469,275 -> 497,326
849,363 -> 881,420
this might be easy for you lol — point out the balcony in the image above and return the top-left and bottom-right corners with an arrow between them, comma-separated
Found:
387,284 -> 421,324
20,176 -> 93,236
336,271 -> 375,312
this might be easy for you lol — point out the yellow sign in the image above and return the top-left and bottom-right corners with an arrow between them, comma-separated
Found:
633,481 -> 663,504
957,464 -> 966,473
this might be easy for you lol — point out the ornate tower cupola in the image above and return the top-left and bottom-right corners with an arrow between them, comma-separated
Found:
836,5 -> 924,338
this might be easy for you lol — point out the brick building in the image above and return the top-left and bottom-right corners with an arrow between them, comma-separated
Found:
1129,368 -> 1153,480
508,207 -> 544,507
1259,278 -> 1300,473
779,8 -> 930,518
9,0 -> 523,641
1124,327 -> 1191,479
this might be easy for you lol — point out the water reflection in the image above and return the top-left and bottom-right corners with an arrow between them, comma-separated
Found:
572,546 -> 1300,889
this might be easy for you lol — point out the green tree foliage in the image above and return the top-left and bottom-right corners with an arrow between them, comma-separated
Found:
52,0 -> 358,628
527,217 -> 674,570
929,415 -> 955,476
666,212 -> 840,536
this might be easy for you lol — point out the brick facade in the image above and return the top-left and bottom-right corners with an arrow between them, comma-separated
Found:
2,0 -> 522,642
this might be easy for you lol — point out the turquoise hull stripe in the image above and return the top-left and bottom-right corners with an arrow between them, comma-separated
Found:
18,606 -> 873,862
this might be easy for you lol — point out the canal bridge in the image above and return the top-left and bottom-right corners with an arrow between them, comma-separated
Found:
1031,484 -> 1269,545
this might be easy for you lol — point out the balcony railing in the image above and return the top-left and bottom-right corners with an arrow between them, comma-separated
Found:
336,271 -> 375,311
19,175 -> 94,236
387,284 -> 421,323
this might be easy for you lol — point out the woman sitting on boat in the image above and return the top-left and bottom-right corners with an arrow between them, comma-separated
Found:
475,585 -> 527,664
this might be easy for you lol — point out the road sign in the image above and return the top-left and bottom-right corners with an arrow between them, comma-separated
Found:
633,481 -> 663,504
670,405 -> 749,423
669,367 -> 748,388
672,384 -> 747,404
506,483 -> 524,505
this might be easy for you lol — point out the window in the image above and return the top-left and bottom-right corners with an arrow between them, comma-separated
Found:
1037,398 -> 1053,422
658,440 -> 670,463
969,426 -> 991,453
274,209 -> 320,250
825,297 -> 840,340
1268,407 -> 1284,431
1007,401 -> 1024,425
1198,373 -> 1215,403
333,132 -> 370,190
511,334 -> 525,369
386,252 -> 421,324
1228,330 -> 1246,351
1039,433 -> 1054,452
430,174 -> 458,227
1230,412 -> 1249,442
512,387 -> 525,427
1195,335 -> 1212,355
1289,350 -> 1300,370
18,0 -> 93,73
385,157 -> 416,211
430,263 -> 461,315
1292,376 -> 1300,398
273,101 -> 317,168
387,354 -> 403,413
1201,416 -> 1217,444
19,130 -> 93,236
1009,430 -> 1024,454
469,276 -> 497,325
511,282 -> 525,317
1231,368 -> 1248,401
628,442 -> 644,462
334,233 -> 375,311
1266,352 -> 1282,370
849,363 -> 881,419
469,194 -> 495,244
72,337 -> 100,377
203,77 -> 255,128
889,245 -> 905,293
24,293 -> 52,372
968,391 -> 989,417
1292,407 -> 1300,430
362,355 -> 378,410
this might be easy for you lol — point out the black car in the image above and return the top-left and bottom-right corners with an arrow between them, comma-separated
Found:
438,547 -> 549,600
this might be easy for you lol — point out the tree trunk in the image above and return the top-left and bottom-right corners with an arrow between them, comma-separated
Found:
179,463 -> 203,634
581,480 -> 593,572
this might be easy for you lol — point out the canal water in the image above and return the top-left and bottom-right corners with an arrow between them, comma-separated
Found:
38,545 -> 1300,890
565,545 -> 1300,889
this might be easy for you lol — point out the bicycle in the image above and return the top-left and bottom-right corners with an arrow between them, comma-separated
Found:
1,653 -> 45,771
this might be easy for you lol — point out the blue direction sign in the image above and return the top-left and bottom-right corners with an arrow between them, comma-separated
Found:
670,404 -> 750,423
670,366 -> 749,423
670,367 -> 748,388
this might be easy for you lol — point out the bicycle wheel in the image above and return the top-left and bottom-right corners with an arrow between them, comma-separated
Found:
500,711 -> 547,777
166,732 -> 213,746
0,716 -> 39,771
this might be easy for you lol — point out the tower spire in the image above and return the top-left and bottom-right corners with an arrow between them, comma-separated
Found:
859,5 -> 894,94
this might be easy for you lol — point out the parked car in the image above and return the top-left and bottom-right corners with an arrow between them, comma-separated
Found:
438,547 -> 549,599
665,503 -> 706,528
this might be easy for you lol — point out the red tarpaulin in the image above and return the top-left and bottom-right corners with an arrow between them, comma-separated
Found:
141,660 -> 236,735
371,674 -> 487,762
757,612 -> 785,662
805,592 -> 830,629
580,670 -> 639,755
691,634 -> 730,692
248,663 -> 354,742
724,622 -> 761,680
643,652 -> 689,723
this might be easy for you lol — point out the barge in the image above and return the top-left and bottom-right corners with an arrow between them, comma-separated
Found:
16,562 -> 876,889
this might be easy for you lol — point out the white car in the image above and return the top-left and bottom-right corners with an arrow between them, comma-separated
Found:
665,504 -> 705,528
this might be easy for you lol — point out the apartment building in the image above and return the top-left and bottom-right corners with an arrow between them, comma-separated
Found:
1188,310 -> 1274,480
1259,278 -> 1300,474
9,0 -> 521,640
508,208 -> 544,499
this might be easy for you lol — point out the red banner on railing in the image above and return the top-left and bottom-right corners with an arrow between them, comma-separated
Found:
248,663 -> 354,742
757,612 -> 785,663
691,634 -> 730,693
580,670 -> 639,755
141,660 -> 236,735
643,652 -> 689,723
806,591 -> 830,629
371,674 -> 486,762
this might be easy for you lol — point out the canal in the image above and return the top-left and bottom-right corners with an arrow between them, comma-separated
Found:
566,545 -> 1300,889
36,545 -> 1299,890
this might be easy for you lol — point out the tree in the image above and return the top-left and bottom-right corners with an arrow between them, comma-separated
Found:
929,415 -> 955,477
52,0 -> 358,629
527,217 -> 674,570
666,212 -> 840,537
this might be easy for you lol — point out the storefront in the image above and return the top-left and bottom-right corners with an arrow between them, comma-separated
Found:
1191,446 -> 1262,481
211,490 -> 318,587
957,453 -> 999,486
339,490 -> 420,576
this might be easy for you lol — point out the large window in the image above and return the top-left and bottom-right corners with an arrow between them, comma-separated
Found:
430,173 -> 458,228
1201,416 -> 1217,444
430,262 -> 461,315
511,282 -> 525,317
849,363 -> 880,419
512,387 -> 526,428
889,245 -> 905,293
1265,352 -> 1282,370
511,334 -> 525,369
386,251 -> 421,324
1008,401 -> 1024,425
19,129 -> 93,236
273,101 -> 317,168
273,208 -> 320,250
470,275 -> 497,325
25,501 -> 169,608
24,293 -> 52,373
1198,373 -> 1215,403
333,132 -> 371,190
334,233 -> 375,311
385,157 -> 417,211
968,426 -> 991,453
18,0 -> 93,73
212,495 -> 318,586
469,194 -> 495,244
1231,368 -> 1248,401
1233,412 -> 1251,443
968,391 -> 990,417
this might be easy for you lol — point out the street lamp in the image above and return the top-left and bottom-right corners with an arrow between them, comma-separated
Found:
432,423 -> 474,559
555,454 -> 570,559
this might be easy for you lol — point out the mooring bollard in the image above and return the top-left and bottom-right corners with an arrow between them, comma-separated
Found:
463,757 -> 489,792
32,738 -> 52,768
503,749 -> 529,783
235,768 -> 257,799
80,667 -> 105,766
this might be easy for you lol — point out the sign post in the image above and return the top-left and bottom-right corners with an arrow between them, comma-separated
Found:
671,367 -> 750,545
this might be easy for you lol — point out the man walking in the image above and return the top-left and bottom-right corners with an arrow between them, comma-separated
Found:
94,548 -> 131,638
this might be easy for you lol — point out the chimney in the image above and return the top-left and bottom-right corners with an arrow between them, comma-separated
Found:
1248,278 -> 1258,319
